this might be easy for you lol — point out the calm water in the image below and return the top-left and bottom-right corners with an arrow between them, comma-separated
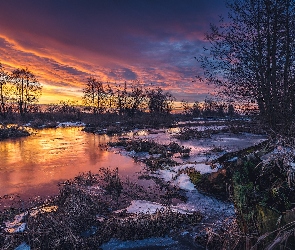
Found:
0,127 -> 142,200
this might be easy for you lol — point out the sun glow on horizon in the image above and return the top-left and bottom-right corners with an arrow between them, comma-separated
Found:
0,0 -> 225,105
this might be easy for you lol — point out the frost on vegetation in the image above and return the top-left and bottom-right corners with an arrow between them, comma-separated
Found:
264,146 -> 295,164
4,205 -> 58,234
118,199 -> 196,215
120,195 -> 234,222
260,140 -> 295,187
174,163 -> 217,174
157,162 -> 216,191
4,212 -> 27,233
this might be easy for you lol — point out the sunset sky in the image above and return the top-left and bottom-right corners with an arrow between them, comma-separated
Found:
0,0 -> 227,104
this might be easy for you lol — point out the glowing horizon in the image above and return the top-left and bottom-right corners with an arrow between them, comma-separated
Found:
0,0 -> 226,104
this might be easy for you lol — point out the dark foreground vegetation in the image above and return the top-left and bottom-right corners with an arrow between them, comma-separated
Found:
0,125 -> 30,141
0,171 -> 202,249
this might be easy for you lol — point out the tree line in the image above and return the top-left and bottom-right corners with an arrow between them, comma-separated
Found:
0,63 -> 236,119
181,99 -> 236,118
82,78 -> 175,115
0,63 -> 175,118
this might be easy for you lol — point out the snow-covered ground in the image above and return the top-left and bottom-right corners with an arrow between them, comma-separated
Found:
117,195 -> 234,220
4,206 -> 58,234
111,127 -> 266,221
125,128 -> 267,159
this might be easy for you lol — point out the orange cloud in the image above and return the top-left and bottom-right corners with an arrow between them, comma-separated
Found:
0,0 -> 220,105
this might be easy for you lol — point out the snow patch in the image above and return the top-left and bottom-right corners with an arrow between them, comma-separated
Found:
4,206 -> 58,233
57,121 -> 85,127
4,212 -> 28,233
118,196 -> 234,222
120,200 -> 196,215
174,163 -> 216,174
184,190 -> 235,219
157,169 -> 196,191
228,157 -> 238,162
175,173 -> 195,191
157,162 -> 216,192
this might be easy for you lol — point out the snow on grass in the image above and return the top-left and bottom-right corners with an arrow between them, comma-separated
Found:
261,146 -> 295,164
158,169 -> 200,192
184,190 -> 235,220
57,121 -> 85,127
4,212 -> 27,233
153,163 -> 234,220
4,206 -> 58,233
119,195 -> 234,222
228,157 -> 238,162
157,162 -> 216,192
158,169 -> 176,182
174,163 -> 216,174
122,200 -> 165,214
120,200 -> 196,215
175,173 -> 195,191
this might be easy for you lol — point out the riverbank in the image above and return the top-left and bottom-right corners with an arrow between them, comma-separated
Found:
1,118 -> 294,249
0,125 -> 30,141
0,171 -> 203,249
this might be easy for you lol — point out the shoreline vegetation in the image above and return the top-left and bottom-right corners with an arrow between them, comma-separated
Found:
0,125 -> 30,141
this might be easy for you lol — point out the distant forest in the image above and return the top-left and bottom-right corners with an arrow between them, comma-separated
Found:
0,64 -> 237,119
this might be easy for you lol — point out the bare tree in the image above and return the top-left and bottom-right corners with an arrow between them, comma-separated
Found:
11,68 -> 42,115
105,83 -> 115,112
82,77 -> 105,114
127,83 -> 147,116
181,100 -> 191,115
0,64 -> 10,117
200,0 -> 295,130
202,98 -> 219,117
190,101 -> 201,117
146,87 -> 175,114
116,82 -> 128,115
227,104 -> 236,117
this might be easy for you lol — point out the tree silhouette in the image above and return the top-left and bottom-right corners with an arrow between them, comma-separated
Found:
82,77 -> 105,114
0,64 -> 10,117
11,68 -> 42,115
146,87 -> 175,114
200,0 -> 295,130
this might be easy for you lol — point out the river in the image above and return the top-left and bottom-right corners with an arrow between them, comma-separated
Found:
0,127 -> 142,201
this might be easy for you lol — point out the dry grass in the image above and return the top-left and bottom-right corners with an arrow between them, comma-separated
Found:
0,170 -> 202,249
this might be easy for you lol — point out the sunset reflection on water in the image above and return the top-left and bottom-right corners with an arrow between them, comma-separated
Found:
0,127 -> 141,200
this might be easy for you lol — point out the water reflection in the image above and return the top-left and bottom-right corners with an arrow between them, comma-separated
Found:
0,127 -> 142,199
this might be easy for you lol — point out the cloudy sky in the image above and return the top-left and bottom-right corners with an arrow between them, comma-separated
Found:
0,0 -> 227,104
